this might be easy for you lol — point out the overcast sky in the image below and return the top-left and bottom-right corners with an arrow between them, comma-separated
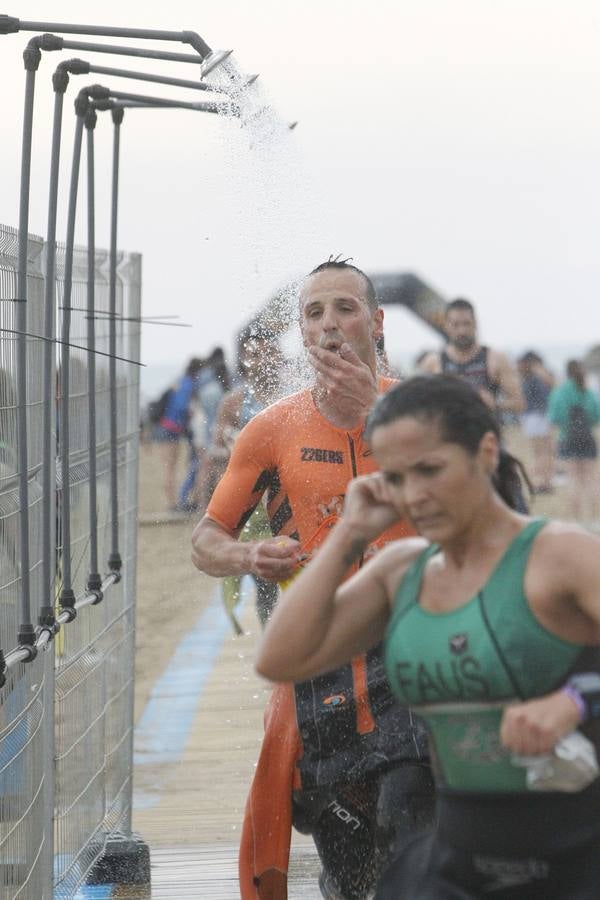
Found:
1,1 -> 598,371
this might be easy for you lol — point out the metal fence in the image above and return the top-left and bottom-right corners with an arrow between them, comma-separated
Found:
0,222 -> 142,899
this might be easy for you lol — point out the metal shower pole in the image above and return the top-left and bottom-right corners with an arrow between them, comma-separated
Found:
3,15 -> 217,648
37,42 -> 238,631
84,106 -> 101,596
107,105 -> 123,576
35,35 -> 234,76
57,84 -> 224,616
0,15 -> 214,58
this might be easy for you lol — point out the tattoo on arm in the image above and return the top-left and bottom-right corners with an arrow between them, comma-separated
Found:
342,538 -> 368,567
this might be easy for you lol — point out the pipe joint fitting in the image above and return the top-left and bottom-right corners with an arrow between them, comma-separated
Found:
38,33 -> 64,52
87,84 -> 111,100
74,91 -> 90,117
59,588 -> 77,623
90,588 -> 104,606
92,99 -> 115,112
85,107 -> 98,130
38,606 -> 56,630
23,41 -> 42,72
0,15 -> 19,34
18,623 -> 36,647
52,65 -> 70,94
67,58 -> 91,76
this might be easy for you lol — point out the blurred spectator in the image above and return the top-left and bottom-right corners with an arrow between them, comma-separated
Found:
197,347 -> 231,440
418,297 -> 524,419
419,297 -> 527,510
548,359 -> 600,523
202,330 -> 282,627
178,348 -> 231,513
517,351 -> 555,494
583,344 -> 600,396
155,357 -> 204,510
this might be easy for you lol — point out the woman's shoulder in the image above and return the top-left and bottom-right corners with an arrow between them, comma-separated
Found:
370,536 -> 429,594
524,521 -> 600,622
531,520 -> 600,574
377,535 -> 429,561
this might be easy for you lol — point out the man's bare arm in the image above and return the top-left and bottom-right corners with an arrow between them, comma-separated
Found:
191,516 -> 301,581
416,351 -> 442,374
191,516 -> 251,576
209,390 -> 241,459
531,361 -> 555,388
492,351 -> 525,413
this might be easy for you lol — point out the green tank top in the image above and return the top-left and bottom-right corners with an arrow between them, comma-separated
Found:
384,519 -> 584,792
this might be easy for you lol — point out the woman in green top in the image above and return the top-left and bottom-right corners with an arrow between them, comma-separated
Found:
256,375 -> 600,899
548,358 -> 600,524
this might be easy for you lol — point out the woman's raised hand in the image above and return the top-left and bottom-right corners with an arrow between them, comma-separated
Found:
342,473 -> 402,544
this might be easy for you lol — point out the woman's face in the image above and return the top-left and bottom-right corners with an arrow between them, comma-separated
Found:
370,416 -> 498,542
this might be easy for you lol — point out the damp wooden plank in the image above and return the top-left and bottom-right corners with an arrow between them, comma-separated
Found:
113,842 -> 322,899
132,582 -> 321,896
132,590 -> 270,847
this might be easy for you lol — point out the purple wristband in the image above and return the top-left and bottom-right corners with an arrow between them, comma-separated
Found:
561,685 -> 587,722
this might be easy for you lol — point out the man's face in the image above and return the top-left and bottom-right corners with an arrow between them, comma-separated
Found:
445,309 -> 477,352
299,269 -> 383,368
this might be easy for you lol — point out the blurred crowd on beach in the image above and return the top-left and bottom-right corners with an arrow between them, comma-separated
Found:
140,302 -> 600,532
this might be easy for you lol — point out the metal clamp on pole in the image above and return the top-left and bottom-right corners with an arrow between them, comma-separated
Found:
108,555 -> 123,580
75,586 -> 103,610
87,587 -> 104,606
22,37 -> 41,71
102,572 -> 120,592
36,627 -> 54,650
38,604 -> 57,633
0,14 -> 19,32
4,645 -> 34,670
13,624 -> 37,663
59,591 -> 77,622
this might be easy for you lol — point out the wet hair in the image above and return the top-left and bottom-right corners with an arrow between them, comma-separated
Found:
185,357 -> 205,377
308,255 -> 378,312
446,297 -> 475,318
212,358 -> 231,390
518,350 -> 543,367
207,346 -> 225,364
236,324 -> 273,374
366,374 -> 529,510
566,359 -> 586,390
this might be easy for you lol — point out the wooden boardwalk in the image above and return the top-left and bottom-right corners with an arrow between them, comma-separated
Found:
130,571 -> 320,899
113,844 -> 321,898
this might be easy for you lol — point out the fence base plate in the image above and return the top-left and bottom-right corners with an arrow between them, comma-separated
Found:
86,832 -> 151,885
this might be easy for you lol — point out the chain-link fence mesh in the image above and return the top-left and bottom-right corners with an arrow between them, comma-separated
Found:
0,222 -> 141,899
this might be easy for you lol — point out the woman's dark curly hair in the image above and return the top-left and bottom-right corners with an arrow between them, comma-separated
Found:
366,374 -> 530,510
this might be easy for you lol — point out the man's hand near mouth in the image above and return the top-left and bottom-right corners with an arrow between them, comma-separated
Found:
308,342 -> 378,428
